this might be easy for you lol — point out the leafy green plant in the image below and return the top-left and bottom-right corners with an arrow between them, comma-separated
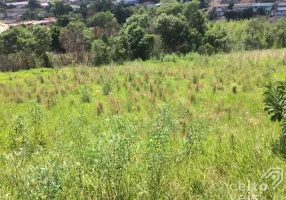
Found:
264,82 -> 286,122
264,81 -> 286,155
81,87 -> 92,103
90,117 -> 133,199
146,107 -> 174,199
102,79 -> 111,96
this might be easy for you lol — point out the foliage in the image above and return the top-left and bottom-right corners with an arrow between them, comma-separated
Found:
0,25 -> 51,55
28,0 -> 41,8
273,19 -> 286,48
59,21 -> 93,62
264,82 -> 286,122
111,2 -> 136,24
89,0 -> 113,12
122,22 -> 155,60
92,39 -> 110,66
125,13 -> 149,30
264,81 -> 286,156
87,11 -> 119,38
224,8 -> 254,20
87,11 -> 117,28
155,13 -> 191,53
202,23 -> 228,53
1,1 -> 286,70
183,1 -> 207,34
156,2 -> 183,16
50,1 -> 73,16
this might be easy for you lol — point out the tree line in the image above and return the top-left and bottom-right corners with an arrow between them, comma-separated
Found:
1,0 -> 286,71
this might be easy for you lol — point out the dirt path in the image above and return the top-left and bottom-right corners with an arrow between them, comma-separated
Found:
0,22 -> 9,33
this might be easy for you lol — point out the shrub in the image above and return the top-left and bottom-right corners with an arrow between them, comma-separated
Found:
81,87 -> 92,103
264,81 -> 286,155
102,79 -> 111,96
92,39 -> 111,66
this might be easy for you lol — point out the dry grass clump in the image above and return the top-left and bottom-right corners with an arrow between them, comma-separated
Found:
108,94 -> 120,115
96,101 -> 104,115
36,91 -> 41,103
212,81 -> 217,93
232,84 -> 237,94
60,86 -> 67,96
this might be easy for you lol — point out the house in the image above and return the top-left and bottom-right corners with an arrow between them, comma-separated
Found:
6,1 -> 29,9
215,6 -> 226,16
272,2 -> 286,16
7,8 -> 29,15
71,5 -> 80,11
6,13 -> 21,20
0,13 -> 5,20
40,2 -> 49,8
122,0 -> 139,5
252,3 -> 273,15
232,4 -> 252,12
275,7 -> 286,15
219,0 -> 239,4
277,2 -> 286,8
5,1 -> 50,9
8,17 -> 56,27
140,1 -> 156,7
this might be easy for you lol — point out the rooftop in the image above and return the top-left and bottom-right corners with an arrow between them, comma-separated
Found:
278,2 -> 286,7
6,1 -> 28,6
8,17 -> 56,26
278,7 -> 286,11
6,1 -> 49,7
233,3 -> 252,7
252,3 -> 273,7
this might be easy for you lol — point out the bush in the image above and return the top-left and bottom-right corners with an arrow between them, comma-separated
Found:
264,81 -> 286,156
198,43 -> 215,55
92,39 -> 111,66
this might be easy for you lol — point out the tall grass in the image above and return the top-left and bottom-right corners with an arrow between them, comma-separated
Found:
0,50 -> 285,199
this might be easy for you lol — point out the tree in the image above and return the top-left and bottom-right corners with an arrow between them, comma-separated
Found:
56,15 -> 71,27
0,25 -> 51,55
78,3 -> 88,18
28,0 -> 41,8
50,26 -> 63,52
228,2 -> 234,10
156,2 -> 183,16
0,25 -> 52,69
60,21 -> 92,62
87,11 -> 119,38
111,2 -> 135,24
155,14 -> 191,53
273,19 -> 286,48
183,1 -> 207,34
125,14 -> 149,30
122,23 -> 155,60
240,7 -> 254,19
109,36 -> 127,64
92,39 -> 110,66
203,23 -> 228,53
224,10 -> 239,20
89,0 -> 113,12
264,81 -> 286,156
244,18 -> 268,50
256,7 -> 265,15
51,1 -> 73,16
199,0 -> 207,9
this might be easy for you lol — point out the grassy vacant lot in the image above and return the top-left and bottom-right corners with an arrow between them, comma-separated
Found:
0,50 -> 286,199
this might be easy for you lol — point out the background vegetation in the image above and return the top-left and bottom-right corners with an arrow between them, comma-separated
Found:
1,0 -> 286,71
